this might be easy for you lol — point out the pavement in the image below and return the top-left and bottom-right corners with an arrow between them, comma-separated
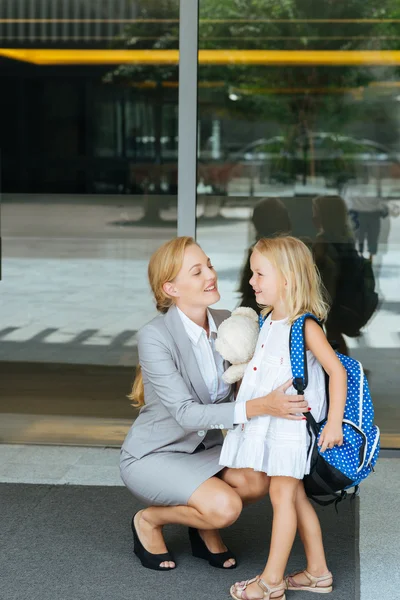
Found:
0,443 -> 398,600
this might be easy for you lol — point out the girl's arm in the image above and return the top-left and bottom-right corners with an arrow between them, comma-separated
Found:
305,319 -> 347,453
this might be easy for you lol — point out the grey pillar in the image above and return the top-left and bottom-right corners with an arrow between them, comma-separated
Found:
177,0 -> 199,238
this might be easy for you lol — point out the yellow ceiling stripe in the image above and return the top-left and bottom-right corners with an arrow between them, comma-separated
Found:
2,49 -> 400,66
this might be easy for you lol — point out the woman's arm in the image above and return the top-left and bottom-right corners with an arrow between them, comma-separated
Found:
305,319 -> 347,452
138,329 -> 237,431
138,329 -> 308,431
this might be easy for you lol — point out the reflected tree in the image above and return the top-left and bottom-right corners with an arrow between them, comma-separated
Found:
107,0 -> 400,200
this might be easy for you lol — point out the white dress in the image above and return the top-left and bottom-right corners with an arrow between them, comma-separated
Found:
219,316 -> 328,479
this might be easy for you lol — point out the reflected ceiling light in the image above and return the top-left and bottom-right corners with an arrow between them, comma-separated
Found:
229,92 -> 239,101
3,49 -> 400,66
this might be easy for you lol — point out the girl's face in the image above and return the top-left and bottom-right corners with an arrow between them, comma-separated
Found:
164,244 -> 220,309
249,249 -> 284,308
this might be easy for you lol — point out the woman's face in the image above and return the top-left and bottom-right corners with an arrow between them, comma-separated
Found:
249,249 -> 283,307
165,244 -> 220,309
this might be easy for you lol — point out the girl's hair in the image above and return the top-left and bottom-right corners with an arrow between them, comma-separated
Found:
312,195 -> 353,242
129,236 -> 197,407
254,235 -> 329,323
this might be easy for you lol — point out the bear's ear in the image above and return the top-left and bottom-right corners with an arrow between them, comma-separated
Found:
222,363 -> 248,384
231,307 -> 258,323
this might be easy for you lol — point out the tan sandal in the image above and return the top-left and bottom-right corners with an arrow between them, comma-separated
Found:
285,569 -> 333,594
230,576 -> 286,600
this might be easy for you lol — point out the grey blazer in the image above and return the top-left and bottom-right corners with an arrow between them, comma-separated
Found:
122,305 -> 235,459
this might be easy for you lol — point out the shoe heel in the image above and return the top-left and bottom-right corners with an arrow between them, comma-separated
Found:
188,527 -> 208,560
131,516 -> 143,558
187,527 -> 237,569
131,513 -> 176,572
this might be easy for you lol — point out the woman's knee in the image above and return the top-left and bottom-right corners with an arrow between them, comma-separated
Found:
201,491 -> 243,529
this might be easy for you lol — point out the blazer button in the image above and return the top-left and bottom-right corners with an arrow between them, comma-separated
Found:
198,430 -> 205,436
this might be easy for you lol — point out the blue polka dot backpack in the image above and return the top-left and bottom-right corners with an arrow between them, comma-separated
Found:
260,312 -> 381,507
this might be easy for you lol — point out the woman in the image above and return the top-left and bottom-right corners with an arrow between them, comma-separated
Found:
312,194 -> 370,355
120,236 -> 308,571
238,197 -> 292,313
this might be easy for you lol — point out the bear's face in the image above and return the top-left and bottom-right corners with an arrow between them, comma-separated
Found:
215,315 -> 259,364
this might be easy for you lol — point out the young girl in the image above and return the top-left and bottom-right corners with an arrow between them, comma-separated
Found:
220,236 -> 347,600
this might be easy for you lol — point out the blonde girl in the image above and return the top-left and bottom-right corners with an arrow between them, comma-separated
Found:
221,236 -> 347,600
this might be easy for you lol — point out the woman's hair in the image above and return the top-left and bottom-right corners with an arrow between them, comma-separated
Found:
129,236 -> 197,407
252,197 -> 292,239
312,195 -> 353,242
254,235 -> 329,323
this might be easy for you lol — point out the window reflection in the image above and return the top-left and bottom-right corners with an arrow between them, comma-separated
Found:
196,5 -> 400,445
0,1 -> 179,445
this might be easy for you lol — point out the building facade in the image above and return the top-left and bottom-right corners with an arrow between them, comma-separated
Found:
0,0 -> 399,446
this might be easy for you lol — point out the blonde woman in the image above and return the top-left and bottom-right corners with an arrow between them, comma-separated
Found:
222,237 -> 347,600
120,236 -> 309,572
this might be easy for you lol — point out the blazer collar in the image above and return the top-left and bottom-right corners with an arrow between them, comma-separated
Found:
164,305 -> 225,405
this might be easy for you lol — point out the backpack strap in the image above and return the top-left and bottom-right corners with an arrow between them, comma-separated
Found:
289,313 -> 321,394
289,314 -> 322,446
259,310 -> 272,331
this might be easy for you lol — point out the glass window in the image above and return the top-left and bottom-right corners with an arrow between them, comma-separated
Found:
196,3 -> 400,446
0,0 -> 180,445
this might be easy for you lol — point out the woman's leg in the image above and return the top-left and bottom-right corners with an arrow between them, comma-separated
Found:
238,476 -> 300,598
357,212 -> 367,255
136,475 -> 243,568
287,482 -> 332,588
366,211 -> 381,262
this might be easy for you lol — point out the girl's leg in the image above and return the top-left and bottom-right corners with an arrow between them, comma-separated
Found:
136,475 -> 243,568
287,482 -> 332,588
238,476 -> 300,599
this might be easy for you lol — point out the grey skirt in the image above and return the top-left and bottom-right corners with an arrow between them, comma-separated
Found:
120,444 -> 224,506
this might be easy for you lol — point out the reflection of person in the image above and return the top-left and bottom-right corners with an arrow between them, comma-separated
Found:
120,236 -> 308,572
312,195 -> 357,356
225,237 -> 346,600
344,184 -> 388,262
238,198 -> 292,313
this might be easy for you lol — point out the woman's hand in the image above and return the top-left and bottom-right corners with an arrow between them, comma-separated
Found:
318,420 -> 344,453
246,379 -> 309,420
264,380 -> 309,420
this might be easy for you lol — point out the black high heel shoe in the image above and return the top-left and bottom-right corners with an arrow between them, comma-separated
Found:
188,527 -> 237,569
131,513 -> 176,571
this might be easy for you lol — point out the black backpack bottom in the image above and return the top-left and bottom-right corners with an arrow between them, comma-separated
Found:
304,454 -> 354,499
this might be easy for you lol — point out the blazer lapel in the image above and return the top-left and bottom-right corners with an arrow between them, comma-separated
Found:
209,308 -> 231,372
164,305 -> 212,405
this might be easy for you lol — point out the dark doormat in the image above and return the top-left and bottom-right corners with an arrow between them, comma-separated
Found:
1,484 -> 359,600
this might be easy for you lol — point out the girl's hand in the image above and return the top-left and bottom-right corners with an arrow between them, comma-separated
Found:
318,421 -> 344,453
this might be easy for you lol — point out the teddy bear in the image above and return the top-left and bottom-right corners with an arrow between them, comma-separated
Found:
215,307 -> 259,384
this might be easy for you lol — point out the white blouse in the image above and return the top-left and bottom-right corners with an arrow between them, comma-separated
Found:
177,308 -> 247,425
